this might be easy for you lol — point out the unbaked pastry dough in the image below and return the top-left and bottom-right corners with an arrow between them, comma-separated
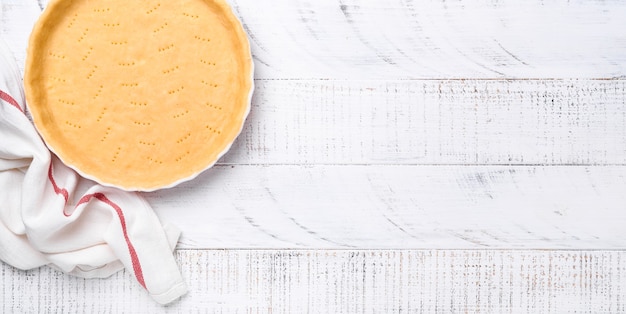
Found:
25,0 -> 253,191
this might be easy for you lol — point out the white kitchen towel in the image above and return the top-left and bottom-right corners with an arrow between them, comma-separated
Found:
0,37 -> 187,305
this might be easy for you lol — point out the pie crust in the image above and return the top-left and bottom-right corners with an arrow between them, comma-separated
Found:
25,0 -> 253,191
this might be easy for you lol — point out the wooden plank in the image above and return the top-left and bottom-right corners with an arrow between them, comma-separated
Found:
145,165 -> 626,249
220,79 -> 626,165
215,0 -> 626,79
3,0 -> 626,79
2,249 -> 624,313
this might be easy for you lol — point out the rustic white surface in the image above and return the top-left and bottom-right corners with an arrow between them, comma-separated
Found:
147,165 -> 626,249
2,250 -> 625,313
219,79 -> 626,165
234,0 -> 626,79
2,0 -> 626,312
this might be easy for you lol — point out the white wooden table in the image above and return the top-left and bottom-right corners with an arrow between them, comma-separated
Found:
2,0 -> 626,312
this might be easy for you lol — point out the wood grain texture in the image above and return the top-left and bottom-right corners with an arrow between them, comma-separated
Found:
3,0 -> 626,79
147,165 -> 626,249
1,250 -> 624,313
231,0 -> 626,79
221,79 -> 626,165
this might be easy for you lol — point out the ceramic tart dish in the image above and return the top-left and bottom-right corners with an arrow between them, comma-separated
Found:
25,0 -> 254,191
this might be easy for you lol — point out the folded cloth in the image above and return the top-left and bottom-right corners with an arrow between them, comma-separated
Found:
0,37 -> 187,305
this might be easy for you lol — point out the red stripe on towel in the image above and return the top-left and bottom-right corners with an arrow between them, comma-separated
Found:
76,193 -> 147,289
48,163 -> 70,205
0,89 -> 23,113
